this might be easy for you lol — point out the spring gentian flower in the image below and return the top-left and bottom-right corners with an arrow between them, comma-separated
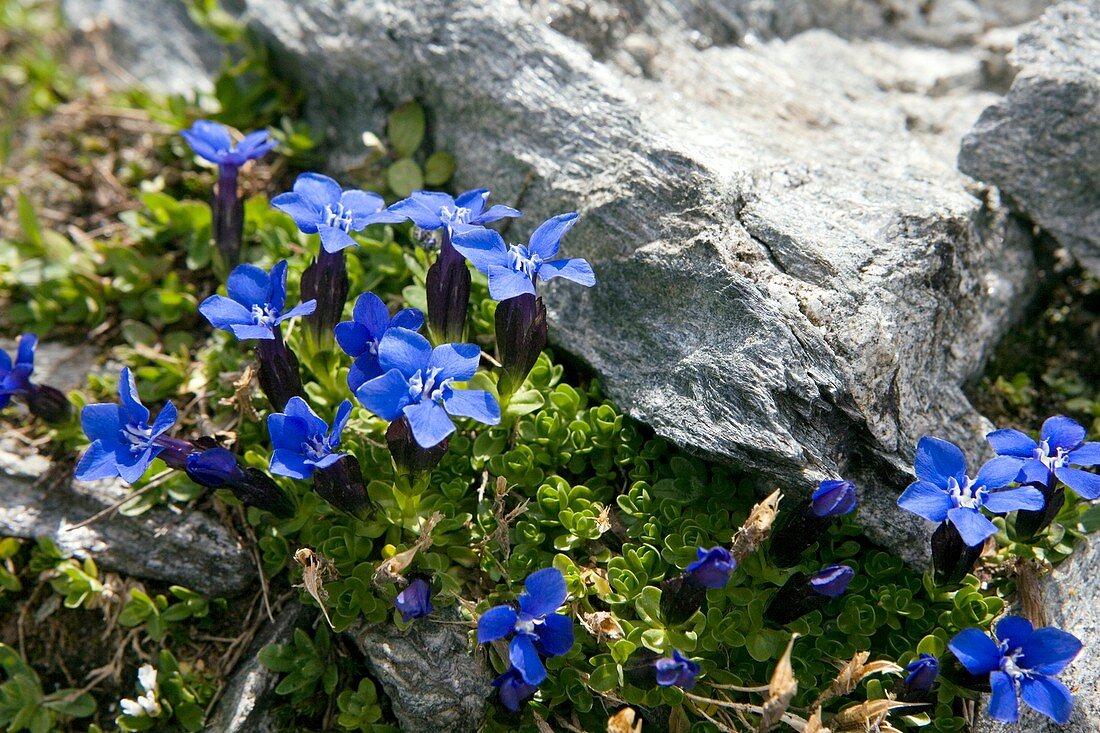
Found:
904,653 -> 940,692
452,213 -> 595,301
949,616 -> 1081,724
74,368 -> 177,484
388,189 -> 521,235
355,328 -> 500,449
0,334 -> 35,407
897,436 -> 1044,547
267,397 -> 352,480
988,416 -> 1100,499
199,261 -> 316,341
476,568 -> 574,685
272,173 -> 405,253
655,650 -> 700,689
335,293 -> 424,392
811,479 -> 858,517
491,667 -> 538,712
809,564 -> 854,597
395,577 -> 434,622
685,547 -> 736,589
180,120 -> 274,170
185,447 -> 295,518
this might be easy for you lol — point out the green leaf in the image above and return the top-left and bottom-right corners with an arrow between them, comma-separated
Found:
386,159 -> 424,198
387,101 -> 426,158
423,151 -> 456,186
588,663 -> 620,692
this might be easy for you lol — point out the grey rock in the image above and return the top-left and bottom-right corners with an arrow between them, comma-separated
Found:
959,1 -> 1100,275
973,543 -> 1100,732
206,602 -> 304,733
349,609 -> 491,733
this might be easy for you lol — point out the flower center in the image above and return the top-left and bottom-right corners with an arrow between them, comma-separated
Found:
302,434 -> 330,461
323,202 -> 354,232
408,367 -> 451,403
947,475 -> 986,509
1000,645 -> 1027,680
121,422 -> 154,454
514,615 -> 542,636
1035,440 -> 1068,470
250,303 -> 279,328
439,205 -> 471,226
506,244 -> 542,278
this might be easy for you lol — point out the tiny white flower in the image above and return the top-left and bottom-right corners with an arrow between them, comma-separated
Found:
137,663 -> 158,694
119,699 -> 144,718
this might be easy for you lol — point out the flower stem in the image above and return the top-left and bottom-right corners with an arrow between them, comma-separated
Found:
212,166 -> 244,279
255,328 -> 304,412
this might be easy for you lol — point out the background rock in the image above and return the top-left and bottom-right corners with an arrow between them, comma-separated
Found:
959,1 -> 1100,275
349,608 -> 491,733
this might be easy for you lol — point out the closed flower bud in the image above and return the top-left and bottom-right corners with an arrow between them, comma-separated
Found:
185,447 -> 241,487
386,416 -> 448,490
312,454 -> 370,519
894,653 -> 939,702
255,335 -> 305,412
765,565 -> 854,625
300,249 -> 350,346
394,576 -> 434,622
187,447 -> 295,518
494,293 -> 547,399
930,521 -> 984,585
26,384 -> 71,423
425,234 -> 471,344
770,479 -> 857,567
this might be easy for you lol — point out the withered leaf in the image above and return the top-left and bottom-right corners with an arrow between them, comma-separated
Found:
731,489 -> 782,562
608,707 -> 643,733
294,548 -> 337,629
580,611 -> 624,642
759,634 -> 798,732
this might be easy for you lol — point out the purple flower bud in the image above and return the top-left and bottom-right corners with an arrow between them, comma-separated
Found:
255,334 -> 305,412
386,416 -> 448,487
300,249 -> 350,347
930,520 -> 984,585
685,546 -> 735,589
904,653 -> 939,692
811,479 -> 857,517
26,384 -> 71,423
312,454 -> 370,519
809,564 -> 854,598
186,447 -> 242,487
395,577 -> 434,622
655,650 -> 699,689
494,293 -> 547,399
491,667 -> 538,712
425,232 -> 470,344
186,447 -> 295,517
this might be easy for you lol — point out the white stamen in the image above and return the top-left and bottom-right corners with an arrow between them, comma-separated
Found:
323,202 -> 354,231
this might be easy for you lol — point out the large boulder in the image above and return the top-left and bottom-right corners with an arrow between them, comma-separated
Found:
58,0 -> 1043,562
959,2 -> 1100,275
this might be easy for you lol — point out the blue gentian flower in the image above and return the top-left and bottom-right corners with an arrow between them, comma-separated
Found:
451,213 -> 595,300
355,327 -> 500,449
74,368 -> 177,484
811,479 -> 858,517
949,616 -> 1081,724
685,546 -> 735,589
335,292 -> 424,392
897,436 -> 1045,547
987,416 -> 1100,500
388,189 -> 521,235
655,650 -> 699,689
0,334 -> 36,407
395,577 -> 434,622
180,120 -> 275,171
476,567 -> 574,685
272,173 -> 406,253
904,653 -> 940,692
199,260 -> 317,341
267,397 -> 352,480
809,564 -> 854,598
491,667 -> 538,712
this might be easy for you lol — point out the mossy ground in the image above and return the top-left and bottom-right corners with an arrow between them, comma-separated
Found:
0,2 -> 1097,732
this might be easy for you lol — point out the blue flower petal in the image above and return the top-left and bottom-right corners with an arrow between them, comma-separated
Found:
330,400 -> 353,445
402,399 -> 455,448
310,452 -> 345,470
117,449 -> 156,484
535,613 -> 574,657
947,506 -> 998,547
995,616 -> 1034,650
355,369 -> 412,421
271,192 -> 321,233
390,308 -> 424,332
267,414 -> 309,452
983,487 -> 1045,514
80,403 -> 122,443
914,436 -> 967,488
270,448 -> 314,480
275,300 -> 317,325
352,292 -> 392,336
335,322 -> 371,358
1020,675 -> 1073,724
150,402 -> 177,438
378,328 -> 432,377
451,228 -> 508,273
284,396 -> 327,438
488,265 -> 536,300
340,189 -> 384,220
226,264 -> 271,309
896,480 -> 952,522
477,204 -> 523,224
518,567 -> 567,618
509,635 -> 547,686
1055,467 -> 1100,500
199,295 -> 252,330
15,334 -> 36,368
74,441 -> 121,482
117,368 -> 149,425
454,188 -> 489,215
229,324 -> 275,341
1020,627 -> 1082,676
538,257 -> 596,287
443,389 -> 501,426
975,456 -> 1026,490
1040,416 -> 1086,451
387,197 -> 444,229
477,605 -> 518,642
428,343 -> 481,382
1067,442 -> 1100,466
988,670 -> 1019,723
268,260 -> 289,313
292,172 -> 342,209
1018,459 -> 1053,486
527,212 -> 578,260
986,428 -> 1038,457
347,357 -> 380,394
949,628 -> 1003,675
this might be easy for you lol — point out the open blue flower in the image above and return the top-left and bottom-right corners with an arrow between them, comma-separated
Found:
199,260 -> 316,341
809,564 -> 854,597
267,397 -> 352,480
987,416 -> 1100,500
388,188 -> 521,235
811,479 -> 857,517
685,546 -> 735,589
0,334 -> 36,408
949,616 -> 1081,724
335,292 -> 424,392
451,213 -> 595,300
180,120 -> 275,170
355,327 -> 500,449
74,368 -> 177,484
897,436 -> 1044,547
491,667 -> 538,712
655,650 -> 699,689
395,577 -> 434,622
904,653 -> 940,692
476,567 -> 574,685
272,173 -> 406,253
